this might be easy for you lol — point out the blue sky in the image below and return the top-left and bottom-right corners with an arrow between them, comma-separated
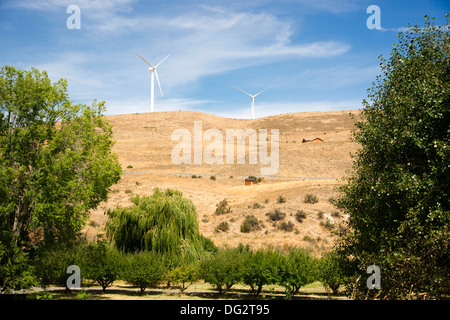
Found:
0,0 -> 448,118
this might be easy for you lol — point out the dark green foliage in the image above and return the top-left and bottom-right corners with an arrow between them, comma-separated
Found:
200,248 -> 244,293
277,248 -> 318,297
0,235 -> 35,293
79,241 -> 122,293
317,250 -> 346,297
240,248 -> 281,296
277,196 -> 286,203
0,65 -> 121,292
106,188 -> 216,261
32,240 -> 85,288
240,215 -> 261,233
121,251 -> 166,294
336,16 -> 450,299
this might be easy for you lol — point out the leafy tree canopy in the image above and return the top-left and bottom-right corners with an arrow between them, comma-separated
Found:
0,65 -> 121,291
336,15 -> 449,299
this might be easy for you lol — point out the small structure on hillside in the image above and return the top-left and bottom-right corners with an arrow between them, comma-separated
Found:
302,137 -> 324,143
245,177 -> 256,186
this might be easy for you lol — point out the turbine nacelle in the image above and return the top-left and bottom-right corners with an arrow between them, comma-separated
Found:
136,52 -> 171,112
231,84 -> 272,120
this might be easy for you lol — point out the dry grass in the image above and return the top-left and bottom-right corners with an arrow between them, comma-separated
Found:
83,110 -> 360,256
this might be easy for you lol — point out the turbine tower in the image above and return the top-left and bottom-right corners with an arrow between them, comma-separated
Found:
136,52 -> 171,112
231,84 -> 272,120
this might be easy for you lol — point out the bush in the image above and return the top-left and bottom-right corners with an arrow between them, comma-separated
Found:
210,176 -> 216,180
240,215 -> 261,233
33,240 -> 85,289
304,194 -> 318,204
121,251 -> 166,294
165,263 -> 199,293
252,202 -> 262,209
79,241 -> 123,293
277,248 -> 318,298
215,199 -> 232,215
215,221 -> 229,232
295,210 -> 307,223
318,251 -> 345,297
241,248 -> 281,296
277,221 -> 294,232
266,209 -> 285,221
200,248 -> 244,293
277,196 -> 286,203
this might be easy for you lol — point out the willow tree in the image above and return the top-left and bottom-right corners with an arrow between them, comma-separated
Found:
106,188 -> 216,260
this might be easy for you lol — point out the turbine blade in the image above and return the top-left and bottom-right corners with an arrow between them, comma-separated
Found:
154,70 -> 163,96
135,52 -> 155,67
254,85 -> 273,97
231,84 -> 252,97
155,53 -> 171,68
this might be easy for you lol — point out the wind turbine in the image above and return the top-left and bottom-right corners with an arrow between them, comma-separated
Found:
136,52 -> 171,112
231,84 -> 272,120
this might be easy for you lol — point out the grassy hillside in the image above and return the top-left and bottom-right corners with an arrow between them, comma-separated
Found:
84,109 -> 361,256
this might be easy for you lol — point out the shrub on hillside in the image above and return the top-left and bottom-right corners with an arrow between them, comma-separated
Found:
215,221 -> 229,232
266,209 -> 286,221
295,210 -> 307,223
304,194 -> 318,204
277,221 -> 294,232
215,199 -> 232,215
240,215 -> 261,233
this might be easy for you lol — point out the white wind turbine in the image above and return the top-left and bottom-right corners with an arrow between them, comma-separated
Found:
231,84 -> 272,120
136,52 -> 171,112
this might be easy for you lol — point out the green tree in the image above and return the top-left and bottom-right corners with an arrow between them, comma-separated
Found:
165,262 -> 199,293
336,16 -> 450,299
0,65 -> 121,292
277,248 -> 317,298
200,247 -> 244,294
80,241 -> 122,293
121,251 -> 166,294
106,188 -> 216,261
241,248 -> 281,296
317,250 -> 346,298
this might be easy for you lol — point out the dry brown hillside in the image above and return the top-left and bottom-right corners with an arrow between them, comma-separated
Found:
84,109 -> 361,256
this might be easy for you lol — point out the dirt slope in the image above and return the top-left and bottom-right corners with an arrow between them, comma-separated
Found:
84,109 -> 361,256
